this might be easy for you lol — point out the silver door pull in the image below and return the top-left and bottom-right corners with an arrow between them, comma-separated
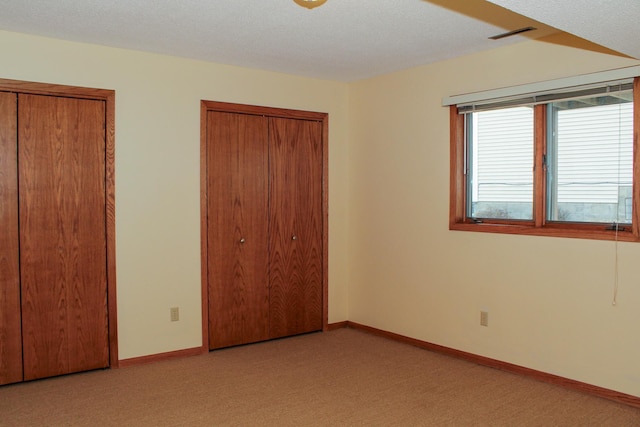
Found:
240,238 -> 246,244
292,235 -> 297,240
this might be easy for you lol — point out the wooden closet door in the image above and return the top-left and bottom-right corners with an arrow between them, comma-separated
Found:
19,94 -> 109,380
0,92 -> 22,385
269,117 -> 323,338
207,111 -> 270,349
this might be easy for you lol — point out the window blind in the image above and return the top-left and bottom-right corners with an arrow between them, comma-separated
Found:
442,65 -> 640,113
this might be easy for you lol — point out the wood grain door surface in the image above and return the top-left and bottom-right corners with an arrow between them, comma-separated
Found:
205,106 -> 324,349
0,92 -> 22,385
18,94 -> 109,381
268,117 -> 323,339
207,111 -> 270,349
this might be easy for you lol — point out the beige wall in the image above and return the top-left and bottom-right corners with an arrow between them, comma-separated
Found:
0,30 -> 350,359
3,27 -> 640,398
348,38 -> 640,397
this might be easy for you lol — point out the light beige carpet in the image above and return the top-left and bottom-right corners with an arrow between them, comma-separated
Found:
1,328 -> 638,426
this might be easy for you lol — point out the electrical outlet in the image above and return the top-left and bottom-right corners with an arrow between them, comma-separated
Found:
480,311 -> 489,327
170,307 -> 180,322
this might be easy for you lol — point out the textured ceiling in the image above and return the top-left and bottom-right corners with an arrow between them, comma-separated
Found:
0,0 -> 634,82
488,0 -> 640,60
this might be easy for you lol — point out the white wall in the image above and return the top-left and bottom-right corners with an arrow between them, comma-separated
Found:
348,36 -> 640,397
0,30 -> 350,359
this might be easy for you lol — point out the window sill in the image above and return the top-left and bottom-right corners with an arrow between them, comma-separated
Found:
450,221 -> 639,242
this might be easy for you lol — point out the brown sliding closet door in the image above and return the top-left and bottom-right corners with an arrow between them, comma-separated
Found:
268,118 -> 323,339
19,94 -> 109,380
207,111 -> 270,349
0,92 -> 22,385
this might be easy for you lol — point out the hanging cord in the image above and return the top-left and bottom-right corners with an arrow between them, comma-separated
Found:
612,222 -> 619,306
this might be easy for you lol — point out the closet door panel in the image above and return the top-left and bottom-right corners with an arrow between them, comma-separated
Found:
0,92 -> 22,385
207,111 -> 270,349
19,94 -> 109,380
269,118 -> 323,338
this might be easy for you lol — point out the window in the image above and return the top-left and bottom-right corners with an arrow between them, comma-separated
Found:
547,96 -> 633,224
468,106 -> 534,220
449,74 -> 639,242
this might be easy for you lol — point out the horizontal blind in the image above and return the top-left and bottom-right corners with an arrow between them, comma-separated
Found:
442,65 -> 640,112
474,107 -> 533,203
458,81 -> 632,113
555,102 -> 633,204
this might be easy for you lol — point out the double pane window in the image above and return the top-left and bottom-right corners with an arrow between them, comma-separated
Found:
450,77 -> 639,241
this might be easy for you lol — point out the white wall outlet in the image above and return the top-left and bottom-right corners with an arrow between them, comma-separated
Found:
480,310 -> 489,327
170,307 -> 180,322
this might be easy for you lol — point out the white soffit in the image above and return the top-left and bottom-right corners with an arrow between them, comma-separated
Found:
488,0 -> 640,60
0,0 -> 557,82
